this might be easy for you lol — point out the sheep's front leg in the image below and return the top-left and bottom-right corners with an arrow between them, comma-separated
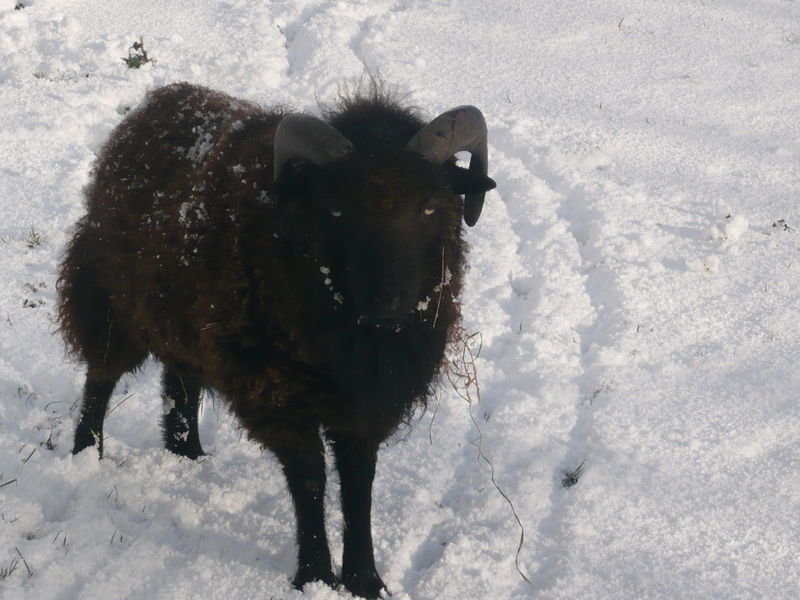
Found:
327,432 -> 387,599
161,368 -> 205,459
270,428 -> 335,590
73,377 -> 117,457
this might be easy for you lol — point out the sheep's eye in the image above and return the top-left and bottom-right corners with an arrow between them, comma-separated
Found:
423,206 -> 436,216
330,209 -> 342,218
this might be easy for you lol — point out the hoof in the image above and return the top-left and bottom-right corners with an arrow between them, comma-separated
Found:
73,426 -> 103,457
292,564 -> 336,591
164,436 -> 205,460
342,570 -> 389,599
165,443 -> 205,460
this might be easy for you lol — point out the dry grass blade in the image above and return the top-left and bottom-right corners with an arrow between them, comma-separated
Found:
14,548 -> 31,577
444,326 -> 533,590
427,389 -> 442,445
107,393 -> 134,416
0,558 -> 18,580
432,246 -> 446,328
562,459 -> 586,488
21,448 -> 36,464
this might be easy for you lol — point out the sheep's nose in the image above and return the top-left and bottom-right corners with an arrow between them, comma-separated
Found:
360,296 -> 412,326
372,295 -> 401,318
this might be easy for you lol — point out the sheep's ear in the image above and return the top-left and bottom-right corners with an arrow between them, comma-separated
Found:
445,164 -> 496,225
446,164 -> 496,196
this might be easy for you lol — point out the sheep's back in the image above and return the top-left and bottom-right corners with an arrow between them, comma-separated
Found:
80,83 -> 282,368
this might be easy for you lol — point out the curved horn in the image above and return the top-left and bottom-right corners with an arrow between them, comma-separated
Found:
406,106 -> 491,226
273,114 -> 354,179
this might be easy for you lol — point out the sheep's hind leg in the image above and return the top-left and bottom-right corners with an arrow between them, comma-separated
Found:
161,368 -> 205,459
73,376 -> 118,457
268,427 -> 335,591
327,431 -> 387,599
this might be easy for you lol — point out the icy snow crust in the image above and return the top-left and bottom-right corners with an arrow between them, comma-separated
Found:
1,1 -> 799,598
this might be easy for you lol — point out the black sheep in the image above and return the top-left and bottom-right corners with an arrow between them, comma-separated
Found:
57,81 -> 495,598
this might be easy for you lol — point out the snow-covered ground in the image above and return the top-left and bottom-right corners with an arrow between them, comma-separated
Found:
1,0 -> 799,598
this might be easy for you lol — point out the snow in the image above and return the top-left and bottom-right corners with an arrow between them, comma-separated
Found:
1,0 -> 799,599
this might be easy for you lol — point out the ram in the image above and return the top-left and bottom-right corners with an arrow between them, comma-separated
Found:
57,81 -> 495,598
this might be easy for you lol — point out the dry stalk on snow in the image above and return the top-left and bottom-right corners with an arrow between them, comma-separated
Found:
442,325 -> 533,589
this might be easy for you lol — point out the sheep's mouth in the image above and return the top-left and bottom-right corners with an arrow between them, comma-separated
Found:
353,292 -> 419,329
356,313 -> 412,330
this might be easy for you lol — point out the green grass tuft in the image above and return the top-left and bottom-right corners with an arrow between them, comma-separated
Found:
122,37 -> 152,69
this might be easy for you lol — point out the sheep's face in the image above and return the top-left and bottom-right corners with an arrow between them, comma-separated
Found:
279,152 -> 461,326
